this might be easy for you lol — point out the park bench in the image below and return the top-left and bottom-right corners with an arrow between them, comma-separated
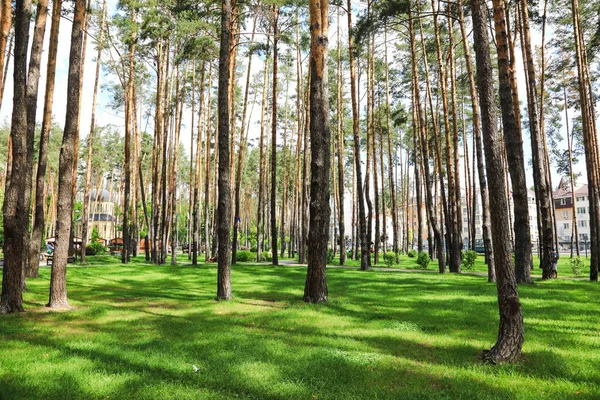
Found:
46,255 -> 76,266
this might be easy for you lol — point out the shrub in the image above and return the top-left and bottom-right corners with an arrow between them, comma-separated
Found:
347,250 -> 353,259
261,251 -> 272,262
416,251 -> 431,269
461,250 -> 478,271
570,256 -> 583,276
407,249 -> 417,258
236,250 -> 253,262
327,249 -> 335,264
383,253 -> 397,267
86,241 -> 106,256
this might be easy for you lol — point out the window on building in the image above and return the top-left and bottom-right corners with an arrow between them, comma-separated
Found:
563,223 -> 569,230
578,220 -> 587,228
563,211 -> 569,219
577,207 -> 586,214
560,198 -> 566,205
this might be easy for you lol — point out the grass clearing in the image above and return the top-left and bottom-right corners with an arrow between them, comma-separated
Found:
1,256 -> 599,399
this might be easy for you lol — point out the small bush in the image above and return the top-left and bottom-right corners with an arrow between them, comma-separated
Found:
261,251 -> 272,262
461,250 -> 478,270
236,250 -> 253,262
347,250 -> 353,259
327,249 -> 335,264
407,249 -> 417,258
86,241 -> 106,256
416,252 -> 431,269
384,253 -> 397,267
570,256 -> 583,276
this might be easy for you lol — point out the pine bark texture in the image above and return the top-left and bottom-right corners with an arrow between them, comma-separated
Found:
48,0 -> 86,309
216,0 -> 232,300
491,0 -> 533,282
304,0 -> 330,303
0,0 -> 31,314
472,0 -> 524,363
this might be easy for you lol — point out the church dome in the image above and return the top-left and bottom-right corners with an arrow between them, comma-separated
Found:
89,189 -> 112,202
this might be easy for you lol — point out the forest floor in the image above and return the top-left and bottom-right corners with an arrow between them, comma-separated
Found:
1,255 -> 599,399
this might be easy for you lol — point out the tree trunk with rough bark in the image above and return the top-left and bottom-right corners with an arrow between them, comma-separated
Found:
347,0 -> 369,270
472,0 -> 524,363
304,0 -> 330,303
0,0 -> 31,314
48,0 -> 86,310
491,0 -> 532,283
216,0 -> 232,300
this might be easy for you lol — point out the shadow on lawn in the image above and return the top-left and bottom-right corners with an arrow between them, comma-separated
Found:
5,264 -> 600,399
1,307 -> 521,400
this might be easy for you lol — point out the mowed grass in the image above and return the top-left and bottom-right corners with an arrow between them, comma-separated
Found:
1,256 -> 599,400
335,252 -> 593,279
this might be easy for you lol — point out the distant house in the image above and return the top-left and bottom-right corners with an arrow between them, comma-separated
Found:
552,181 -> 591,250
74,189 -> 118,244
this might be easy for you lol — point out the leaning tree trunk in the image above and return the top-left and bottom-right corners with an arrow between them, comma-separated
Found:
48,0 -> 86,310
0,0 -> 31,314
216,0 -> 232,300
492,0 -> 533,282
472,0 -> 524,363
304,0 -> 330,303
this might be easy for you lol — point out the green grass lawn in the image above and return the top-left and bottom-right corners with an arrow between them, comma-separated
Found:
333,252 -> 593,279
1,256 -> 599,399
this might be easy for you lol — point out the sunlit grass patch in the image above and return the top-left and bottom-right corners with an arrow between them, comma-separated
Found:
0,256 -> 599,399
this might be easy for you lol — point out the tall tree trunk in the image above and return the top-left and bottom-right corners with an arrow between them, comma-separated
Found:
457,0 -> 495,281
571,0 -> 600,281
0,0 -> 31,314
304,0 -> 330,303
204,63 -> 213,262
122,8 -> 136,265
491,0 -> 533,282
80,0 -> 106,265
48,0 -> 86,309
411,7 -> 445,273
518,0 -> 554,279
232,17 -> 256,264
432,0 -> 460,272
270,5 -> 279,266
256,51 -> 270,262
564,90 -> 580,256
472,0 -> 524,363
347,0 -> 369,270
193,62 -> 206,264
384,26 -> 399,260
216,0 -> 232,299
25,0 -> 51,276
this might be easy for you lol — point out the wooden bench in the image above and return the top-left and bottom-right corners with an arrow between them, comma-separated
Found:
46,255 -> 76,266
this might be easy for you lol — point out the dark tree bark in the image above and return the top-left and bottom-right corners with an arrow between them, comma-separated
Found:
24,0 -> 50,277
48,0 -> 86,309
347,0 -> 369,270
457,0 -> 495,281
518,0 -> 554,280
270,5 -> 279,266
216,0 -> 232,300
472,0 -> 524,363
491,0 -> 532,283
304,0 -> 330,303
0,0 -> 31,314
